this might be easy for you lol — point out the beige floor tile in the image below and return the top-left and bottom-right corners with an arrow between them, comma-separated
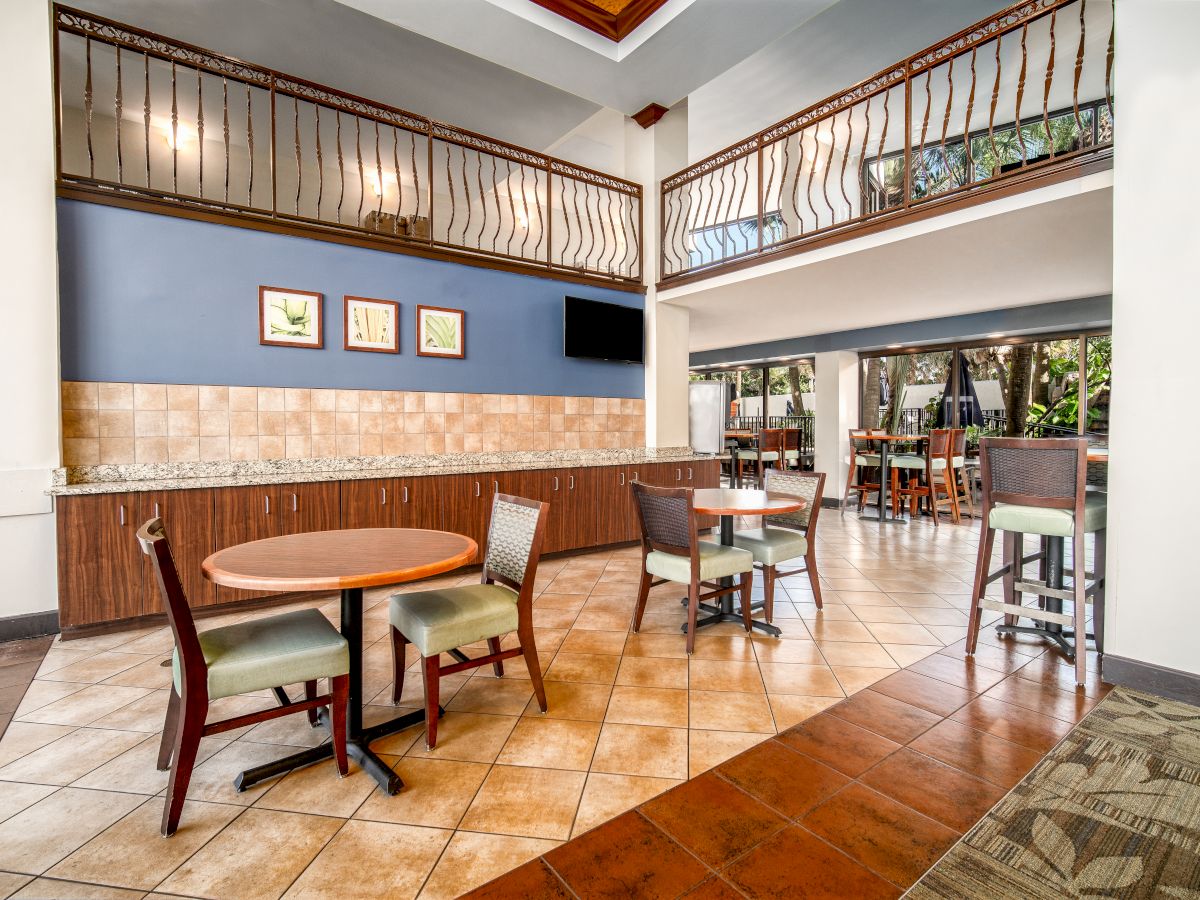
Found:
354,758 -> 490,829
532,608 -> 580,630
87,689 -> 171,733
750,637 -> 824,665
0,781 -> 58,825
864,622 -> 943,646
908,607 -> 970,627
0,788 -> 144,875
99,656 -> 175,690
767,694 -> 840,730
0,727 -> 145,786
590,723 -> 688,779
603,686 -> 689,728
444,677 -> 534,716
37,652 -> 155,685
16,684 -> 151,728
0,873 -> 31,897
688,659 -> 764,693
835,591 -> 897,607
459,765 -> 586,840
883,643 -> 944,667
888,591 -> 954,608
816,641 -> 901,669
358,706 -> 424,756
48,798 -> 241,890
35,648 -> 98,677
544,652 -> 620,685
14,681 -> 90,717
832,666 -> 900,695
614,656 -> 688,690
621,634 -> 688,660
558,630 -> 628,656
534,593 -> 589,613
689,635 -> 757,661
570,772 -> 681,837
807,620 -> 875,643
0,722 -> 76,768
851,605 -> 919,624
688,730 -> 765,778
522,682 -> 612,722
254,752 -> 384,818
404,712 -> 517,763
798,604 -> 859,621
416,831 -> 559,900
498,710 -> 604,767
73,734 -> 228,796
571,606 -> 636,631
10,878 -> 144,899
282,820 -> 451,900
688,690 -> 775,734
183,741 -> 310,806
757,663 -> 845,698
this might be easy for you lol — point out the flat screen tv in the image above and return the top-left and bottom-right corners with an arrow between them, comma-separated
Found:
563,296 -> 644,364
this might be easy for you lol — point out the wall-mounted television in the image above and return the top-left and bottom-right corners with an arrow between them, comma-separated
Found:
563,296 -> 644,364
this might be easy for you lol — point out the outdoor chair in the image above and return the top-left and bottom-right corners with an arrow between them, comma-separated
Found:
736,428 -> 784,488
889,428 -> 961,525
951,427 -> 976,518
841,428 -> 885,513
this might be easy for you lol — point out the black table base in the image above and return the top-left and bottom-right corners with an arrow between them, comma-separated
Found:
858,439 -> 909,526
234,587 -> 438,795
683,514 -> 782,638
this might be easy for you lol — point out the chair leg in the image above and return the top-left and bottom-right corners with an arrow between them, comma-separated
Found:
961,468 -> 976,518
966,526 -> 996,655
631,569 -> 653,632
304,680 -> 319,727
161,694 -> 205,837
943,468 -> 960,524
487,637 -> 505,677
1093,529 -> 1107,655
330,673 -> 349,777
521,626 -> 548,713
390,626 -> 407,706
762,565 -> 774,625
1001,531 -> 1020,626
1072,532 -> 1088,687
422,655 -> 441,750
740,571 -> 754,632
806,549 -> 823,610
841,461 -> 855,514
157,685 -> 180,771
890,468 -> 901,517
685,581 -> 700,655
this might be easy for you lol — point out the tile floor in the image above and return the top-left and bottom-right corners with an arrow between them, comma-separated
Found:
0,509 -> 1096,899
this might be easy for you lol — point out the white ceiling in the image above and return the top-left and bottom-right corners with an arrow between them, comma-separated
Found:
667,174 -> 1114,354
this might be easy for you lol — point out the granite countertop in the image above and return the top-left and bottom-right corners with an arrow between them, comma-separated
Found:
49,447 -> 725,496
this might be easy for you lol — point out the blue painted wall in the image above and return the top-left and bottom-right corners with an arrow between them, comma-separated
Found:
57,200 -> 645,398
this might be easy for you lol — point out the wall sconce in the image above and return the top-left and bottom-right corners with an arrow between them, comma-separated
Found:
368,172 -> 397,197
162,121 -> 196,150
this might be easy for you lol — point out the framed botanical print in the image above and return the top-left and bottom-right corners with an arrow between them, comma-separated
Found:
416,305 -> 465,358
259,286 -> 323,349
344,296 -> 400,354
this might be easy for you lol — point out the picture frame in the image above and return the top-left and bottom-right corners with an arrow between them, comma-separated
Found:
416,305 -> 466,358
259,286 -> 323,349
343,295 -> 400,354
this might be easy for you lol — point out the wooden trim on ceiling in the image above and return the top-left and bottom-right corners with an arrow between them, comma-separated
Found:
529,0 -> 671,42
633,103 -> 670,129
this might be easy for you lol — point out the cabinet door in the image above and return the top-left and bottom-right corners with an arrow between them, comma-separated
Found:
340,478 -> 395,530
139,489 -> 218,611
397,476 -> 443,531
560,467 -> 598,551
592,466 -> 628,546
519,469 -> 565,553
441,473 -> 489,563
57,493 -> 144,628
279,481 -> 341,535
690,460 -> 721,530
212,485 -> 277,601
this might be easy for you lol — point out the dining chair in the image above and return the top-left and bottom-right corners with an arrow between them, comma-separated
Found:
889,428 -> 960,525
782,428 -> 802,470
138,518 -> 349,837
389,493 -> 549,750
841,428 -> 884,513
629,481 -> 754,654
965,437 -> 1107,687
735,428 -> 784,488
951,427 -> 976,518
733,469 -> 827,620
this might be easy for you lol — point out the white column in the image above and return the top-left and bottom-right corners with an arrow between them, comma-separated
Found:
0,1 -> 60,625
1105,2 -> 1200,676
813,351 -> 859,502
627,102 -> 691,448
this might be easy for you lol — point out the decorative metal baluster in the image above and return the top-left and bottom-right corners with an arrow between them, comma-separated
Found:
246,82 -> 254,204
1073,0 -> 1086,135
1105,0 -> 1114,118
761,148 -> 776,250
582,182 -> 596,269
335,112 -> 344,223
197,70 -> 204,197
492,156 -> 503,253
1041,10 -> 1056,159
505,160 -> 517,255
143,52 -> 151,189
670,186 -> 688,272
392,127 -> 401,232
294,96 -> 301,215
964,48 -> 976,182
988,37 -> 1002,171
793,132 -> 806,229
314,105 -> 323,217
916,71 -> 932,193
628,193 -> 640,277
805,125 -> 819,227
531,167 -> 544,260
938,57 -> 953,188
661,189 -> 679,272
698,172 -> 718,263
170,61 -> 178,193
475,152 -> 487,249
410,130 -> 420,219
113,47 -> 122,183
875,90 -> 888,211
560,174 -> 572,267
820,117 -> 836,223
605,193 -> 620,273
1015,24 -> 1028,164
733,158 -> 749,251
618,194 -> 633,274
778,136 -> 791,239
710,164 -> 727,256
375,121 -> 383,219
84,37 -> 94,178
857,95 -> 871,212
518,164 -> 531,259
841,107 -> 855,213
445,144 -> 456,241
222,78 -> 230,203
355,118 -> 364,226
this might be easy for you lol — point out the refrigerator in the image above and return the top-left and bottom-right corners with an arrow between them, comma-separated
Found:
689,381 -> 728,454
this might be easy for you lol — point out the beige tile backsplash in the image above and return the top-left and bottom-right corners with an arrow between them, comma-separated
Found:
60,382 -> 647,465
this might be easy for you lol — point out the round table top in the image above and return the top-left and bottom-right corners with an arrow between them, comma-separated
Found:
856,434 -> 926,442
692,488 -> 807,517
203,528 -> 478,592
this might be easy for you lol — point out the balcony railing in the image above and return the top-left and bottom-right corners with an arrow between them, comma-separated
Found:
659,0 -> 1113,286
52,6 -> 642,289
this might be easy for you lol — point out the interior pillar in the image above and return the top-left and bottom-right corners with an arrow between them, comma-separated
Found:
813,351 -> 859,502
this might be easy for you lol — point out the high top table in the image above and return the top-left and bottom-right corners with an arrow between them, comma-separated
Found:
691,488 -> 806,637
203,527 -> 476,795
854,434 -> 926,525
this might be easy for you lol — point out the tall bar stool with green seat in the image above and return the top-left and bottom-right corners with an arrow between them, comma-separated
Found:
965,437 -> 1107,687
733,469 -> 827,621
889,428 -> 960,525
736,428 -> 784,488
950,427 -> 976,518
389,493 -> 549,750
841,428 -> 884,514
138,518 -> 350,837
630,481 -> 754,654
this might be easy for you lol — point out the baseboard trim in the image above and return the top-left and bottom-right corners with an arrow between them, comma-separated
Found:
1102,654 -> 1200,706
0,610 -> 60,642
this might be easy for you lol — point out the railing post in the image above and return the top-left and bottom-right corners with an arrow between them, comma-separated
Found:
545,160 -> 554,268
755,136 -> 765,251
426,123 -> 434,244
902,67 -> 912,208
269,78 -> 277,217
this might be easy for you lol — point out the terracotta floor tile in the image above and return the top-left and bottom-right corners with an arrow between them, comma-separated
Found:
591,723 -> 688,779
775,713 -> 900,777
688,729 -> 765,778
983,674 -> 1100,723
908,718 -> 1046,789
1014,652 -> 1109,697
615,656 -> 689,689
461,765 -> 586,840
717,739 -> 850,818
571,772 -> 681,837
604,686 -> 689,728
766,694 -> 838,730
689,690 -> 775,734
558,629 -> 628,656
496,716 -> 602,770
724,825 -> 901,900
689,635 -> 758,661
622,633 -> 689,660
830,666 -> 896,695
404,712 -> 517,763
802,783 -> 959,888
827,689 -> 943,744
459,858 -> 573,899
545,810 -> 709,898
640,771 -> 787,867
522,681 -> 612,722
545,652 -> 621,685
869,669 -> 977,717
906,651 -> 1010,692
420,831 -> 564,900
678,875 -> 745,899
0,787 -> 144,875
817,641 -> 899,669
445,677 -> 534,716
689,659 -> 764,693
949,695 -> 1075,752
860,747 -> 1008,832
749,637 -> 824,665
937,641 -> 1036,675
757,663 -> 844,697
282,820 -> 451,899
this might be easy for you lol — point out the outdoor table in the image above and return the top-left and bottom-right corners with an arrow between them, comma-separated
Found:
855,434 -> 926,526
691,488 -> 806,637
203,527 -> 476,795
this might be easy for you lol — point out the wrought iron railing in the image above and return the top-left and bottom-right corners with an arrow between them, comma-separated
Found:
659,0 -> 1113,284
53,6 -> 642,287
725,415 -> 816,468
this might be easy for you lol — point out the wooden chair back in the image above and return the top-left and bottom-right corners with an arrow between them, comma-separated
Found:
978,437 -> 1087,514
481,493 -> 549,630
757,428 -> 784,455
137,518 -> 205,698
927,428 -> 954,461
631,481 -> 697,561
848,428 -> 883,454
783,429 -> 800,453
951,428 -> 967,458
764,469 -> 827,538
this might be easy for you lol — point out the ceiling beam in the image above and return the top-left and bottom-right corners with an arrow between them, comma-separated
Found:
528,0 -> 671,42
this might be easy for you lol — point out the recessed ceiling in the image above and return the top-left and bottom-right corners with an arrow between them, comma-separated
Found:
528,0 -> 672,42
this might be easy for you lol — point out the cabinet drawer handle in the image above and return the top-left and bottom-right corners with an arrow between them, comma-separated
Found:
688,467 -> 693,480
475,481 -> 481,498
118,504 -> 126,526
632,471 -> 638,481
381,486 -> 387,506
402,486 -> 409,503
493,480 -> 499,493
619,472 -> 625,486
553,476 -> 559,491
676,468 -> 682,481
153,502 -> 160,518
292,492 -> 297,512
264,495 -> 270,515
569,475 -> 575,490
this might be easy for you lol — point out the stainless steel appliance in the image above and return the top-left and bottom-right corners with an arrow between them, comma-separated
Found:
688,380 -> 728,454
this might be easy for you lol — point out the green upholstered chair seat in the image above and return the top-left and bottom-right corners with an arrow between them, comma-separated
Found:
736,449 -> 779,461
389,583 -> 519,658
846,453 -> 880,466
952,456 -> 965,468
646,542 -> 753,584
732,527 -> 807,566
173,608 -> 349,701
890,454 -> 950,471
784,450 -> 801,460
988,493 -> 1108,537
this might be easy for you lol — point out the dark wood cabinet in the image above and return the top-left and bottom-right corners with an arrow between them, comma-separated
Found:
138,489 -> 218,611
341,478 -> 395,530
441,473 -> 491,563
279,481 -> 340,535
57,492 -> 144,628
396,476 -> 443,531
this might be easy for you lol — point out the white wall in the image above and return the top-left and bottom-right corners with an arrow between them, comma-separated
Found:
0,0 -> 61,620
813,351 -> 859,501
1105,1 -> 1200,676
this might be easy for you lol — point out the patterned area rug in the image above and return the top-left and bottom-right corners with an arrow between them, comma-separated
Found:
906,688 -> 1200,899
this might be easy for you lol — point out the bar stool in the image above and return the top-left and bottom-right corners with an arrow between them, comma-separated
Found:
840,428 -> 884,513
965,437 -> 1107,687
889,428 -> 960,525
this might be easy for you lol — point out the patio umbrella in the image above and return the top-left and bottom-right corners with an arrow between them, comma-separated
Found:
936,353 -> 984,427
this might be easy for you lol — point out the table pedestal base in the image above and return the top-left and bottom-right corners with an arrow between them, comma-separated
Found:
993,535 -> 1087,660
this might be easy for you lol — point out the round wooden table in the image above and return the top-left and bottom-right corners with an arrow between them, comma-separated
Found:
203,528 -> 477,795
692,488 -> 806,637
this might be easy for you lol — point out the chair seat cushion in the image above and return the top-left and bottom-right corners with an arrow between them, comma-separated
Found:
732,527 -> 807,566
890,454 -> 948,471
952,456 -> 965,468
845,454 -> 880,466
645,542 -> 753,584
174,608 -> 349,701
784,450 -> 800,460
389,583 -> 519,658
988,493 -> 1108,537
736,450 -> 779,461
